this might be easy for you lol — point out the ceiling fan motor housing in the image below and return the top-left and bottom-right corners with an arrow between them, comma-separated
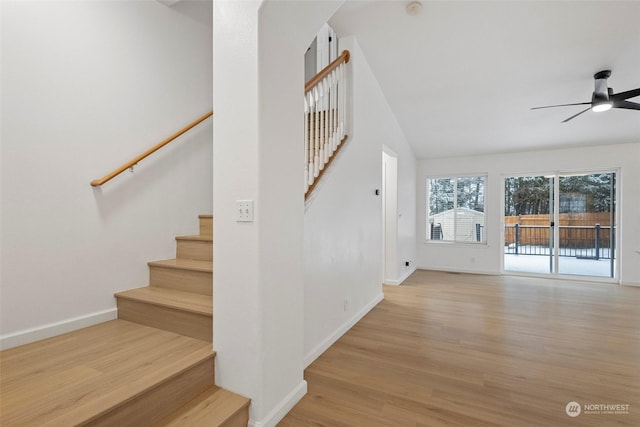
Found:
593,70 -> 611,98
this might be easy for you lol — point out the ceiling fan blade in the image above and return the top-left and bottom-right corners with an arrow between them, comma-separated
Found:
561,107 -> 591,123
610,88 -> 640,101
531,102 -> 591,110
613,100 -> 640,111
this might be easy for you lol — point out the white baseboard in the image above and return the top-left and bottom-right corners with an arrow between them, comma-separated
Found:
248,380 -> 307,427
416,265 -> 499,276
621,281 -> 640,287
0,308 -> 118,350
384,266 -> 417,285
303,292 -> 384,368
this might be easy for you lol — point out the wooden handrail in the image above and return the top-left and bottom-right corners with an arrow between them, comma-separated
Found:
90,110 -> 213,187
305,50 -> 350,94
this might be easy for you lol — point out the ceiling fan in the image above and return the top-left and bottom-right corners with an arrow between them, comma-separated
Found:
531,70 -> 640,123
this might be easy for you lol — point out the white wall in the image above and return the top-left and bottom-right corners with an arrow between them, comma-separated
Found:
0,0 -> 213,346
213,1 -> 261,420
417,142 -> 640,285
303,36 -> 417,366
213,1 -> 343,426
383,150 -> 398,282
393,120 -> 418,282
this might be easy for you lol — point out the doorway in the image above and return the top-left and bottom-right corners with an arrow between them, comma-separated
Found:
503,172 -> 617,279
382,148 -> 398,284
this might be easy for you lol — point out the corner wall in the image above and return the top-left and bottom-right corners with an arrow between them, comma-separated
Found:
416,142 -> 640,285
213,1 -> 345,426
0,0 -> 213,346
303,36 -> 417,366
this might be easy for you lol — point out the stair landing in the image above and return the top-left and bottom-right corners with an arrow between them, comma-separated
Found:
0,320 -> 215,426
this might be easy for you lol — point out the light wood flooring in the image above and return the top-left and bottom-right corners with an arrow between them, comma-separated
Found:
279,270 -> 640,426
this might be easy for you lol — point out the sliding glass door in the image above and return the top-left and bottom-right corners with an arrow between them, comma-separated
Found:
557,173 -> 616,277
504,175 -> 555,274
504,172 -> 616,279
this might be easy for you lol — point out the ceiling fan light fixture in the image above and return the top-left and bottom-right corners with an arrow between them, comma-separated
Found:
592,102 -> 612,113
591,91 -> 612,113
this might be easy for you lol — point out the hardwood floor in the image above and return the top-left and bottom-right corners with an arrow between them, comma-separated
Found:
279,270 -> 640,426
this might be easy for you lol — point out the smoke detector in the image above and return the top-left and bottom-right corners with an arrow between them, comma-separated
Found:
406,1 -> 422,16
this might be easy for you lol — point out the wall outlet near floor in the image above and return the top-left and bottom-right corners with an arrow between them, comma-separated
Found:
343,298 -> 349,312
405,261 -> 410,267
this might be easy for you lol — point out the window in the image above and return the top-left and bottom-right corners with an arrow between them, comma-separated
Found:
427,175 -> 486,243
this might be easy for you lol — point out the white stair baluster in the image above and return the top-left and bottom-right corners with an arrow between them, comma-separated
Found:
314,87 -> 320,177
322,79 -> 329,164
340,62 -> 346,142
336,65 -> 342,143
344,62 -> 347,141
323,78 -> 329,164
338,62 -> 343,142
331,70 -> 338,152
307,92 -> 315,186
319,80 -> 325,170
304,96 -> 310,192
327,72 -> 333,154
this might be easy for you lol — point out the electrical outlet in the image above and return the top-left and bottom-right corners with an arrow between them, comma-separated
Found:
343,298 -> 349,312
405,261 -> 410,267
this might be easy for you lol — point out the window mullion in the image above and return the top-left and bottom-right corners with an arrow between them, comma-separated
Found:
453,177 -> 458,242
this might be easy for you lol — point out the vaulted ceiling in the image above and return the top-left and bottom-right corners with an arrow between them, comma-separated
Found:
330,1 -> 640,158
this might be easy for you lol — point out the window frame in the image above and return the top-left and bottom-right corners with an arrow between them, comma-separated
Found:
426,174 -> 488,245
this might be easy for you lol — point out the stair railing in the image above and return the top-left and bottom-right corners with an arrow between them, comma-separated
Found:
304,50 -> 350,197
90,110 -> 213,187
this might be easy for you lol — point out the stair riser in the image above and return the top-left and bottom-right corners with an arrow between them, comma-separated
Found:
221,410 -> 250,427
117,299 -> 212,342
199,216 -> 213,236
149,266 -> 212,296
176,240 -> 213,261
86,357 -> 214,427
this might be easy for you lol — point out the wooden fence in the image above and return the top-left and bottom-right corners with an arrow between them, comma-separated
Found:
504,213 -> 613,247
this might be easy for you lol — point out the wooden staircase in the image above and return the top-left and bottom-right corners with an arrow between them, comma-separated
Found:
115,215 -> 214,342
0,215 -> 250,427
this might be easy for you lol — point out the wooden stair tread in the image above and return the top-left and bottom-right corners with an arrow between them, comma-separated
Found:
116,287 -> 212,316
0,320 -> 214,427
176,235 -> 213,242
158,386 -> 250,426
198,215 -> 213,219
149,258 -> 213,272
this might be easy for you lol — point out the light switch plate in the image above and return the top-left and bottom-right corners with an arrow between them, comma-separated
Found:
236,200 -> 254,222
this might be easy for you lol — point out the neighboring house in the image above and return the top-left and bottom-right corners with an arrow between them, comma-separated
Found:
1,1 -> 639,426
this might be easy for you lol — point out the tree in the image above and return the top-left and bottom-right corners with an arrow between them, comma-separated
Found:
505,176 -> 551,216
559,174 -> 613,213
429,176 -> 485,215
504,173 -> 614,216
428,178 -> 453,215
